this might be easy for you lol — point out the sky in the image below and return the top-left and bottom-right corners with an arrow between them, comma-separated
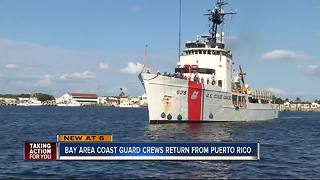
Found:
0,0 -> 319,101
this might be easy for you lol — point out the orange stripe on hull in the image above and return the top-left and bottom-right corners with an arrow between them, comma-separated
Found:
188,81 -> 202,121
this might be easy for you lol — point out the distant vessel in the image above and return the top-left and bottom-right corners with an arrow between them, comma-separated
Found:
17,98 -> 42,106
139,0 -> 278,123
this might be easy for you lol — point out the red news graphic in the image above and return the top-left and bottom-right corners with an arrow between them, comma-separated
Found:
24,142 -> 56,160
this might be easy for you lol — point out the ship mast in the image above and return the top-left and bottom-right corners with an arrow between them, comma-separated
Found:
178,0 -> 182,62
205,0 -> 236,47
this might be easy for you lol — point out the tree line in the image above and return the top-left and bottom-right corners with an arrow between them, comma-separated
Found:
0,93 -> 55,102
273,96 -> 320,104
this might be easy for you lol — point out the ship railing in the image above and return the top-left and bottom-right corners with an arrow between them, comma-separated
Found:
158,71 -> 218,86
250,90 -> 273,101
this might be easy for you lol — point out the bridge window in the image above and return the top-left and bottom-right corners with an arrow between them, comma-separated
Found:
175,67 -> 215,75
208,50 -> 211,55
218,80 -> 222,87
197,68 -> 215,74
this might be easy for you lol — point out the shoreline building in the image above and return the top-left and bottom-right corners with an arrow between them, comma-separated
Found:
56,93 -> 98,106
311,102 -> 320,110
280,101 -> 320,112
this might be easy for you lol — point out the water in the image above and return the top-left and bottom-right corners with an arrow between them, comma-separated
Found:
0,107 -> 319,179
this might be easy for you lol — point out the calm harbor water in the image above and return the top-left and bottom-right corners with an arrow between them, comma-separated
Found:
0,106 -> 319,179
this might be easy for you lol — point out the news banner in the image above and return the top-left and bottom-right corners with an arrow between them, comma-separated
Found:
24,134 -> 259,161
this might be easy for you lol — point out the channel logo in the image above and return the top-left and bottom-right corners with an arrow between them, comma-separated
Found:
24,142 -> 56,160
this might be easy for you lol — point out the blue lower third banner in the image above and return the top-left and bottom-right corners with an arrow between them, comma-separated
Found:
58,142 -> 259,160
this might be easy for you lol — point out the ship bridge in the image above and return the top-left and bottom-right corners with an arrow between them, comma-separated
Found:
174,0 -> 236,92
176,35 -> 234,92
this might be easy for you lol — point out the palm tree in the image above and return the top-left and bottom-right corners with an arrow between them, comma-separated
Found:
119,88 -> 125,97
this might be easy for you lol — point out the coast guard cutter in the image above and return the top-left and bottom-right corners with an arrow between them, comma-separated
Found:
139,0 -> 278,123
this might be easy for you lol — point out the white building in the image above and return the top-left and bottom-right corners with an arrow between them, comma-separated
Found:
311,102 -> 320,109
129,97 -> 140,105
0,98 -> 17,105
302,104 -> 310,109
290,104 -> 296,108
108,97 -> 120,106
139,94 -> 148,107
56,93 -> 98,106
284,102 -> 290,110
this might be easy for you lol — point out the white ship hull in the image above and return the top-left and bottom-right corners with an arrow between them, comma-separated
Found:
140,73 -> 278,123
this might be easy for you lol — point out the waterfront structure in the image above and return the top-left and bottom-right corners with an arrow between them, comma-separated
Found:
303,104 -> 310,109
139,94 -> 148,107
139,0 -> 278,123
0,98 -> 17,106
97,96 -> 109,106
284,102 -> 290,111
0,93 -> 145,107
118,97 -> 139,108
311,102 -> 320,109
97,95 -> 146,107
107,97 -> 120,106
279,101 -> 320,112
56,93 -> 98,106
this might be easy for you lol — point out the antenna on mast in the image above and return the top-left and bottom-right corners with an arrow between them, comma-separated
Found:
204,0 -> 236,48
141,44 -> 148,73
178,0 -> 182,62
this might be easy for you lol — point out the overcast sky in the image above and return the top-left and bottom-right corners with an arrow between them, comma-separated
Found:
0,0 -> 319,101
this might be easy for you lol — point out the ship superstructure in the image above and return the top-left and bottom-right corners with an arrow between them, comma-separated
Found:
139,0 -> 278,123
